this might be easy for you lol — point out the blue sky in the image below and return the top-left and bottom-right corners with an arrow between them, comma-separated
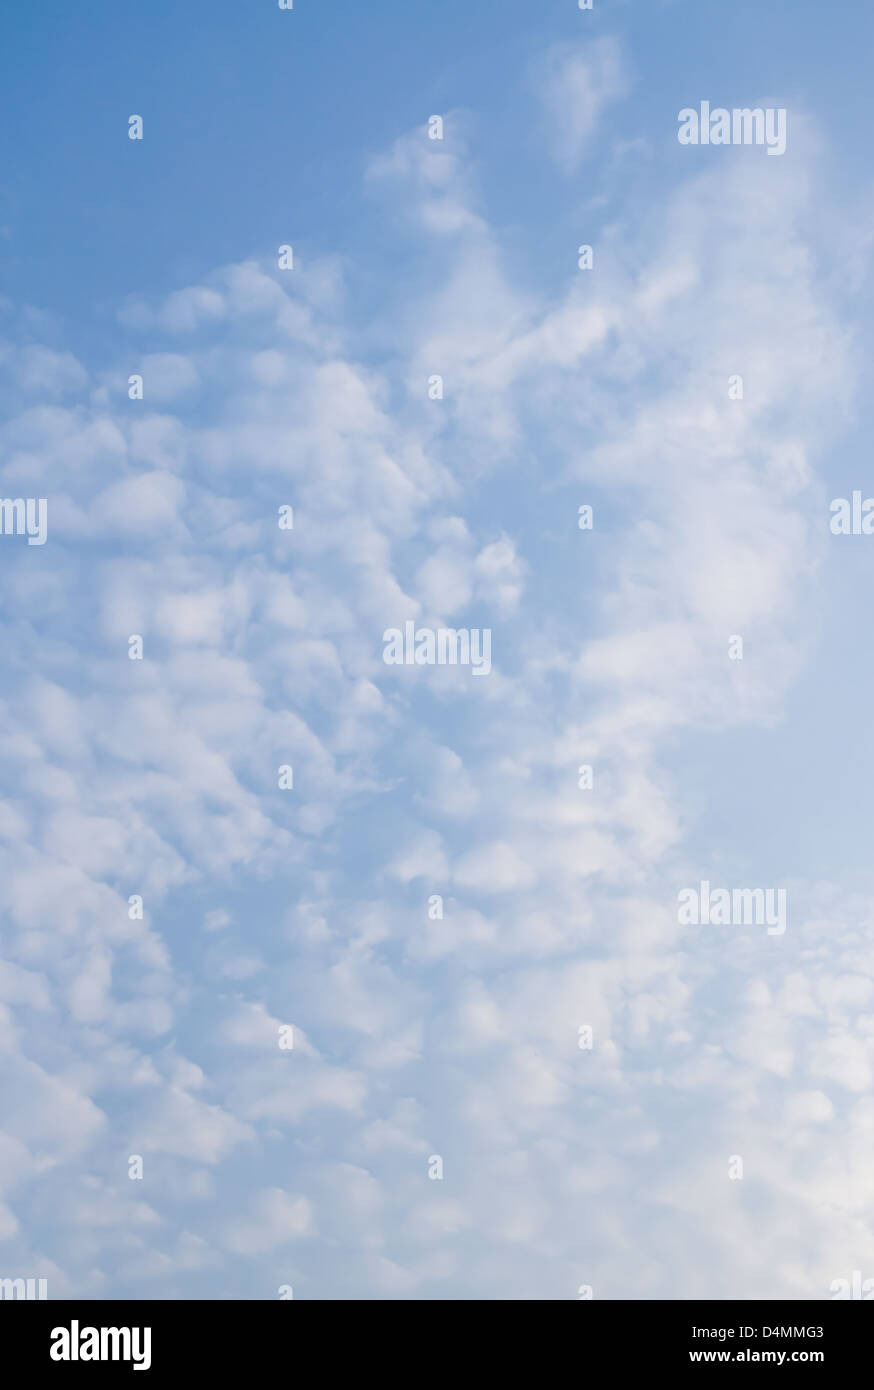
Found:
2,0 -> 874,1300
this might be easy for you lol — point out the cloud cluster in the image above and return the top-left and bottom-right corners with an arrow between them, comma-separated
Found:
0,37 -> 869,1299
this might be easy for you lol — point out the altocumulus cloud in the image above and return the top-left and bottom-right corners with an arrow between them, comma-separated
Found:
0,33 -> 871,1301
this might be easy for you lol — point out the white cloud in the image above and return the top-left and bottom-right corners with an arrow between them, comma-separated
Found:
534,38 -> 628,174
0,65 -> 869,1302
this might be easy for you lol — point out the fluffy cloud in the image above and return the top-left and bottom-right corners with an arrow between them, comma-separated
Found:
0,33 -> 869,1302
